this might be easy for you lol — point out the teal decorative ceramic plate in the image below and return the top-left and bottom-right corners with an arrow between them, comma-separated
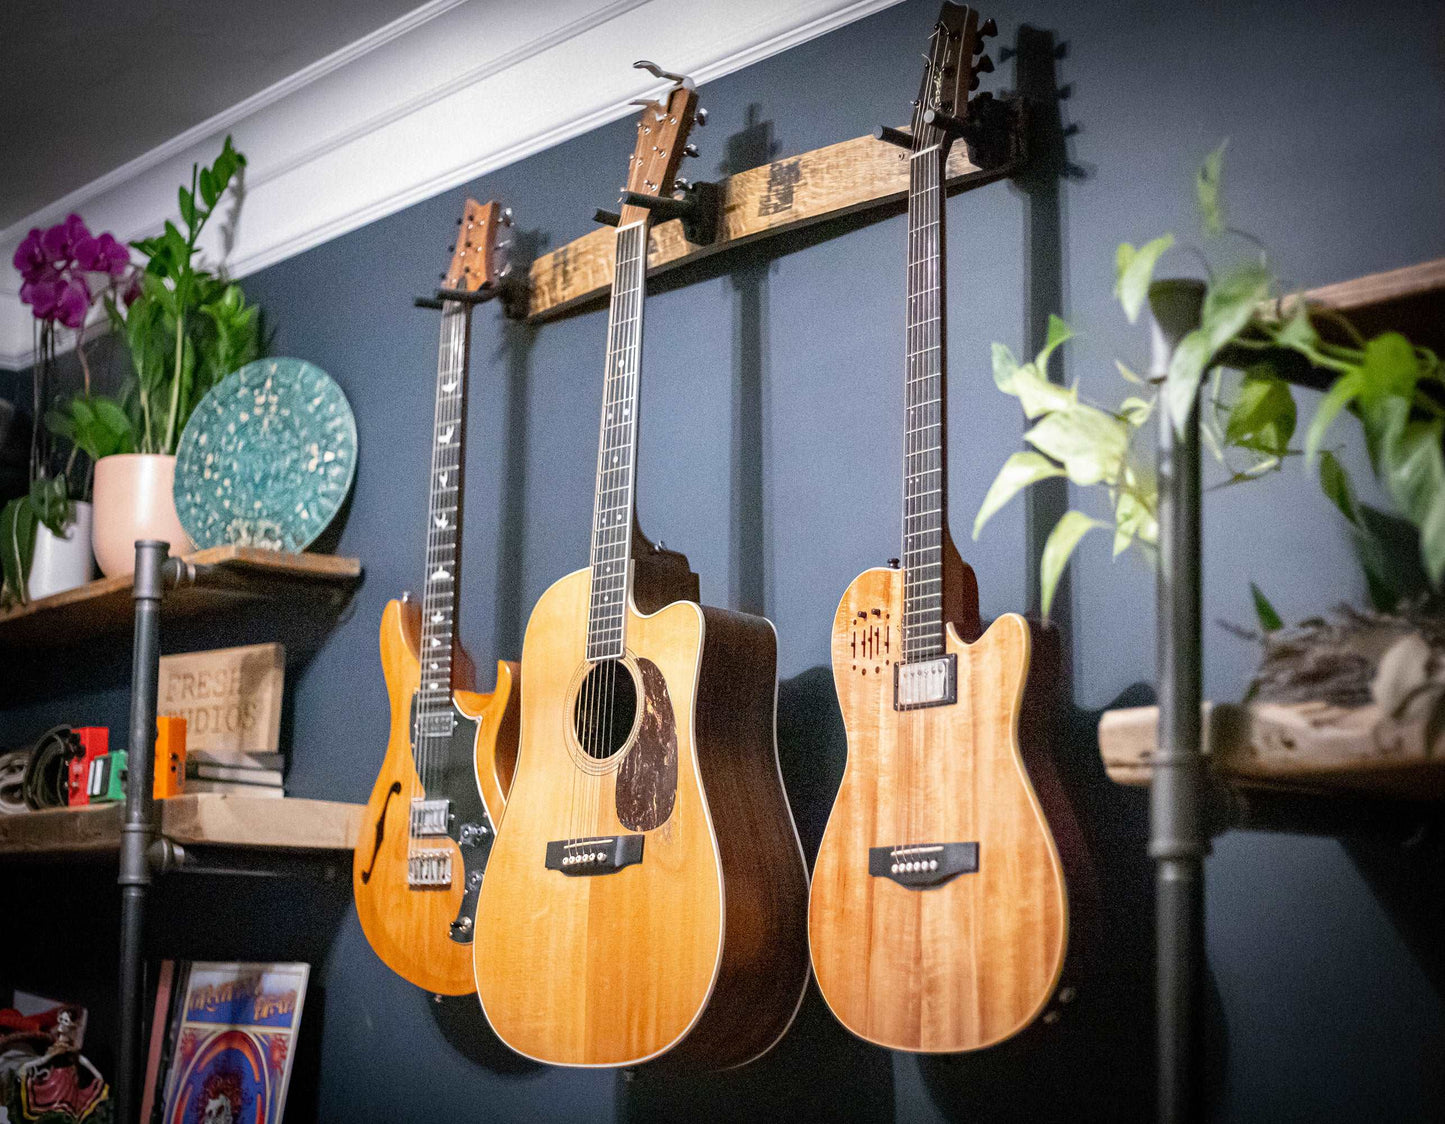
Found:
174,358 -> 357,552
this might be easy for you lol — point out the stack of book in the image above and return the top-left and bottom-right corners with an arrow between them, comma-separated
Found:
185,750 -> 285,798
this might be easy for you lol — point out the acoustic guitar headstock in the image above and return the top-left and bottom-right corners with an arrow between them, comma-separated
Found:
909,4 -> 997,157
442,198 -> 514,294
618,62 -> 702,227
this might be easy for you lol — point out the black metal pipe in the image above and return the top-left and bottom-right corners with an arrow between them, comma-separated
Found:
116,539 -> 168,1124
1148,280 -> 1208,1124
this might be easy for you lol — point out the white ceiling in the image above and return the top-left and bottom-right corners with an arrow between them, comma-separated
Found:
0,0 -> 901,368
0,0 -> 429,227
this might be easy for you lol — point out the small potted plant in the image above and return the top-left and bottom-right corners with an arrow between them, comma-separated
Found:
49,136 -> 262,577
4,214 -> 133,603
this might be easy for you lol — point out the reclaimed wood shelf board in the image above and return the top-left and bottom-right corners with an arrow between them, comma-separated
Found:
1100,701 -> 1445,801
0,794 -> 363,859
0,546 -> 362,650
1260,257 -> 1445,391
524,118 -> 1021,321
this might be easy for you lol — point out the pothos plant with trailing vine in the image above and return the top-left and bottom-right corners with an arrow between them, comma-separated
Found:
973,144 -> 1444,623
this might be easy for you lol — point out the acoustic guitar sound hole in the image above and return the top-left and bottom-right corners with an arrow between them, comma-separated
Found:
572,659 -> 639,760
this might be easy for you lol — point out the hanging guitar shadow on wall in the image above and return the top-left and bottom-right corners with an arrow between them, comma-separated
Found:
620,106 -> 892,1124
916,26 -> 1222,1120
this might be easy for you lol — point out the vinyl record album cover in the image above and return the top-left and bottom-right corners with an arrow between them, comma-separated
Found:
158,963 -> 308,1124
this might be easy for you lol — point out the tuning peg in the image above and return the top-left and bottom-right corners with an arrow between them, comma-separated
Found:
694,107 -> 708,127
456,217 -> 463,226
976,54 -> 994,73
969,75 -> 980,90
501,207 -> 514,226
979,17 -> 998,40
447,244 -> 455,252
675,177 -> 691,190
683,143 -> 700,158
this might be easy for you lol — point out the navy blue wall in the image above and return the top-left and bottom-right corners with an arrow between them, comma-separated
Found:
4,0 -> 1443,1119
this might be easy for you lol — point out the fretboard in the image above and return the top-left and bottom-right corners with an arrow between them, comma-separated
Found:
901,146 -> 947,662
586,221 -> 648,661
419,300 -> 470,710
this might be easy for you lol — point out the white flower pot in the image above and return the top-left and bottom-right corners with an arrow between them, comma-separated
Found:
92,454 -> 193,578
26,501 -> 95,600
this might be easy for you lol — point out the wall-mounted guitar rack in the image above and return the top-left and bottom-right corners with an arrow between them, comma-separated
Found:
518,98 -> 1025,322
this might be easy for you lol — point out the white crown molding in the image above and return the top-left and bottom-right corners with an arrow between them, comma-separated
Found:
0,0 -> 902,369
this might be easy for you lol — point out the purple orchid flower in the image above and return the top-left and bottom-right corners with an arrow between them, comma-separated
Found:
13,228 -> 47,283
74,231 -> 130,277
54,278 -> 92,329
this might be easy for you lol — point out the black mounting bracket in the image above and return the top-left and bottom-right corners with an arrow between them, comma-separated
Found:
874,91 -> 1021,173
595,181 -> 720,247
414,276 -> 530,320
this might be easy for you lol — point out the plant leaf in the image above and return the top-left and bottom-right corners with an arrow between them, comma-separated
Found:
1317,450 -> 1359,527
1249,582 -> 1283,632
0,496 -> 38,605
973,452 -> 1067,539
1224,366 -> 1295,457
1274,296 -> 1318,352
1119,395 -> 1154,427
1035,314 -> 1075,370
1025,405 -> 1128,486
1116,359 -> 1144,385
1421,490 -> 1445,588
1040,511 -> 1103,618
1115,234 -> 1175,324
1303,369 -> 1366,467
992,342 -> 1021,394
1197,140 -> 1228,237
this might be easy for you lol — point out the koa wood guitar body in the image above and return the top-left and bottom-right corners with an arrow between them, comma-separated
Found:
352,200 -> 521,995
809,4 -> 1067,1052
473,72 -> 808,1069
810,567 -> 1066,1051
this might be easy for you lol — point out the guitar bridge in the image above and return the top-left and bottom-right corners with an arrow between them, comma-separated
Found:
410,797 -> 450,837
894,654 -> 957,710
869,842 -> 978,889
407,848 -> 453,887
545,835 -> 644,876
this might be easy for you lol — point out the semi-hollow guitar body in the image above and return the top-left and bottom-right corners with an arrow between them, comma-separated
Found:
810,566 -> 1067,1052
352,597 -> 519,995
473,563 -> 809,1069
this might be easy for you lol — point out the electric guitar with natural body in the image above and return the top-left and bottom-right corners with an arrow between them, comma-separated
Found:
473,67 -> 809,1070
353,200 -> 521,995
809,5 -> 1069,1053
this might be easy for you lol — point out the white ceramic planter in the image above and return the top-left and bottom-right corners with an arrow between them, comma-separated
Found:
92,454 -> 193,578
26,501 -> 95,600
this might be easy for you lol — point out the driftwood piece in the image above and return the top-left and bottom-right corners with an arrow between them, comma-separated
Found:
1099,701 -> 1445,800
524,113 -> 1022,321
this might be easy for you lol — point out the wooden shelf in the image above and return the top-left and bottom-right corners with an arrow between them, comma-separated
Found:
0,546 -> 361,650
1100,701 -> 1445,801
0,793 -> 362,859
524,111 -> 1022,321
1255,257 -> 1445,390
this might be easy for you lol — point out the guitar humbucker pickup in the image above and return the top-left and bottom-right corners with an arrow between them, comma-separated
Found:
407,848 -> 452,887
545,835 -> 645,876
410,797 -> 450,837
894,654 -> 957,710
869,842 -> 978,889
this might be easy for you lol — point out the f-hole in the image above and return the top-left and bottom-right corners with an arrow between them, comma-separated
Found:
572,659 -> 640,760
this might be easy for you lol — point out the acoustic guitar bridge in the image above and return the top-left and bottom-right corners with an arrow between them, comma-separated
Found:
545,835 -> 644,876
869,842 -> 978,889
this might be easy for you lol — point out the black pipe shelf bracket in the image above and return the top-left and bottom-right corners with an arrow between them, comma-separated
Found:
1148,280 -> 1210,1124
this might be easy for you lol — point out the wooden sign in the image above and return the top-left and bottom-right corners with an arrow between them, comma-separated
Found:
157,643 -> 284,762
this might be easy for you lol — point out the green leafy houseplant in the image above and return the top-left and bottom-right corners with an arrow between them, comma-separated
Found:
974,144 -> 1444,621
1,476 -> 71,603
49,136 -> 263,459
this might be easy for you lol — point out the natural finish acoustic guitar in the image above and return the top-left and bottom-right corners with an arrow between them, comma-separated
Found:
473,67 -> 809,1070
809,5 -> 1069,1053
353,201 -> 521,995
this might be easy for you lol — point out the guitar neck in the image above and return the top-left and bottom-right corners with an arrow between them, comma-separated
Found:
585,220 -> 649,662
420,299 -> 471,695
901,146 -> 949,663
